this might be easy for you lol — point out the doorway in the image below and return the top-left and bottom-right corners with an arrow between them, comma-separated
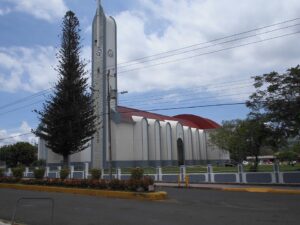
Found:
177,138 -> 185,166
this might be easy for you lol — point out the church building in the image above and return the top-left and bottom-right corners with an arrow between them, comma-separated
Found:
38,2 -> 230,169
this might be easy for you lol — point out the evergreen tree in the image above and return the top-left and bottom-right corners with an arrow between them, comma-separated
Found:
34,11 -> 97,166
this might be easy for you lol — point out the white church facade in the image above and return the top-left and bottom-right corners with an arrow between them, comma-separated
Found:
38,2 -> 230,169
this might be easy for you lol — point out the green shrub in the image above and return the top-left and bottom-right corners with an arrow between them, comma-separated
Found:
31,159 -> 46,167
131,167 -> 144,180
33,168 -> 45,179
0,177 -> 155,192
0,168 -> 4,177
12,167 -> 25,179
90,168 -> 101,180
248,165 -> 258,172
60,168 -> 70,180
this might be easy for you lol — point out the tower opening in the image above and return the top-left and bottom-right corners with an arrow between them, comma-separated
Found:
177,138 -> 185,166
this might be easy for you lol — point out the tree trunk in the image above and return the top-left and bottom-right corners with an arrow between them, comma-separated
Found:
63,155 -> 69,168
254,154 -> 259,172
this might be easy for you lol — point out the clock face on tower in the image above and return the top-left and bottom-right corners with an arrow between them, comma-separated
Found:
107,49 -> 114,57
96,47 -> 103,57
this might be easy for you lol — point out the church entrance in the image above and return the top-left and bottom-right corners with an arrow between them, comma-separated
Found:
177,138 -> 185,166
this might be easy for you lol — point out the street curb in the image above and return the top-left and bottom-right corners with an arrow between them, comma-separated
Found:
0,183 -> 167,201
222,187 -> 300,195
155,183 -> 300,195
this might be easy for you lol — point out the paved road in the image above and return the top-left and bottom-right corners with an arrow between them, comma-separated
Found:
0,187 -> 299,225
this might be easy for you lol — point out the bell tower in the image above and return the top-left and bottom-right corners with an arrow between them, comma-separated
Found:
91,0 -> 117,169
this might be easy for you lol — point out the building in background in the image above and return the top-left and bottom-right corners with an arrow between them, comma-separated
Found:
38,2 -> 229,169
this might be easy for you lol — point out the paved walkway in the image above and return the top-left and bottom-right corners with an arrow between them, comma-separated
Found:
155,182 -> 300,194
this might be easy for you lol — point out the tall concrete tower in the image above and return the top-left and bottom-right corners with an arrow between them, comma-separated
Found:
91,0 -> 117,169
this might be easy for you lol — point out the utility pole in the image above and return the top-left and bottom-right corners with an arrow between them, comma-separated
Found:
107,70 -> 113,180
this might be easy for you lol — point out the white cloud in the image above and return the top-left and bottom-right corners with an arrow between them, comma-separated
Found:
0,45 -> 92,93
2,0 -> 67,22
0,121 -> 37,147
0,46 -> 58,92
113,0 -> 300,103
0,7 -> 11,16
1,0 -> 300,105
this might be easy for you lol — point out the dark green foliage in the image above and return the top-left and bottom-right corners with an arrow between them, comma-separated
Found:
131,167 -> 144,180
90,168 -> 101,180
60,168 -> 70,179
31,159 -> 46,167
289,142 -> 300,153
276,151 -> 298,163
0,168 -> 4,177
210,119 -> 279,171
33,168 -> 45,179
0,142 -> 37,168
246,65 -> 300,138
34,11 -> 96,166
12,167 -> 25,179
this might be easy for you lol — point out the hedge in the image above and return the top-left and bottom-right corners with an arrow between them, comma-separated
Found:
0,176 -> 154,192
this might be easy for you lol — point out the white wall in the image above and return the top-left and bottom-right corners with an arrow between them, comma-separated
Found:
160,122 -> 172,161
183,126 -> 193,160
113,122 -> 134,161
191,128 -> 200,160
38,140 -> 91,164
132,116 -> 149,161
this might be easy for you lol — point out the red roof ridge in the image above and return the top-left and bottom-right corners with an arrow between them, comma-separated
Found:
117,106 -> 219,129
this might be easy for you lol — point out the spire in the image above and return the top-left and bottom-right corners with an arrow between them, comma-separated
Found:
97,0 -> 101,14
96,0 -> 101,47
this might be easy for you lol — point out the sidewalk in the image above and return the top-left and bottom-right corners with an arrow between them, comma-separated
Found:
155,182 -> 300,195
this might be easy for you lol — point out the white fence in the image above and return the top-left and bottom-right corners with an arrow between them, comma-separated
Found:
3,163 -> 300,184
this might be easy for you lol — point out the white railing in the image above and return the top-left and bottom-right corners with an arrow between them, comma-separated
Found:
3,163 -> 300,184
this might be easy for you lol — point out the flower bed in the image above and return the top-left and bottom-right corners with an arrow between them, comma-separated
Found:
0,176 -> 154,192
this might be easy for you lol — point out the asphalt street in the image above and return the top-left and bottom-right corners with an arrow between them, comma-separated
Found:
0,187 -> 299,225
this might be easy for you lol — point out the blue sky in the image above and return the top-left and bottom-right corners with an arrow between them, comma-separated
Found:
0,0 -> 300,145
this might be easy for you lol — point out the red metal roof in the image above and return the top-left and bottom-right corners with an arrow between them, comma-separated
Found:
117,106 -> 220,129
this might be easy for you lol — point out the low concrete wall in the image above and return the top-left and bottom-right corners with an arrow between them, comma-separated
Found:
214,173 -> 237,183
282,172 -> 300,184
162,175 -> 178,183
189,174 -> 207,183
245,173 -> 273,184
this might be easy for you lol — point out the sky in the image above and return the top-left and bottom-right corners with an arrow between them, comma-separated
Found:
0,0 -> 300,145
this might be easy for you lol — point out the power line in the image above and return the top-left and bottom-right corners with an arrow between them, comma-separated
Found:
125,91 -> 252,108
1,19 -> 298,110
119,78 -> 253,102
0,101 -> 248,141
120,83 -> 252,104
0,100 -> 45,116
118,17 -> 300,65
118,31 -> 300,75
118,23 -> 300,69
0,82 -> 252,117
0,132 -> 33,141
0,88 -> 52,111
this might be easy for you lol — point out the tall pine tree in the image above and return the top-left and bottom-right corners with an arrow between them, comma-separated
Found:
34,11 -> 97,166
